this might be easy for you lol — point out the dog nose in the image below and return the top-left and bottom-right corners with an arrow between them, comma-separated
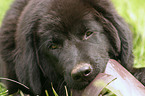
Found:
71,63 -> 92,81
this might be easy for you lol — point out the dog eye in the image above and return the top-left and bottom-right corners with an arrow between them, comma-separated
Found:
84,31 -> 93,40
48,43 -> 60,49
86,31 -> 93,37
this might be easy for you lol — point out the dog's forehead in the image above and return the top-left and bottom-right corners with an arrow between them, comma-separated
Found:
49,0 -> 93,23
39,0 -> 95,35
50,0 -> 91,13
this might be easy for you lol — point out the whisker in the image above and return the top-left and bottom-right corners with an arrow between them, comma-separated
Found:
0,77 -> 30,90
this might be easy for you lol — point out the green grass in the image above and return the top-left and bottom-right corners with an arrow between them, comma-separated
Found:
0,0 -> 145,95
0,83 -> 8,96
112,0 -> 145,67
0,0 -> 13,24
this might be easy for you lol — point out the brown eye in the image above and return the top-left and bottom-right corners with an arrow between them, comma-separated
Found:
86,31 -> 93,37
84,31 -> 93,40
49,44 -> 60,49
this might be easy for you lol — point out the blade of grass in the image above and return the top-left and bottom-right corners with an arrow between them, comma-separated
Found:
20,91 -> 25,96
65,86 -> 68,96
51,83 -> 58,96
45,90 -> 49,96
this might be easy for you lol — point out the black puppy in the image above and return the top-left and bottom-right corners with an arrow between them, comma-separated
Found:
0,0 -> 144,95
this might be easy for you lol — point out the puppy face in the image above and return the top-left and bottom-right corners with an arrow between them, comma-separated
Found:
6,0 -> 129,95
38,6 -> 111,90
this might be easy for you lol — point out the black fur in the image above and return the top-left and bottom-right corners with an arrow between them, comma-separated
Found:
0,0 -> 144,95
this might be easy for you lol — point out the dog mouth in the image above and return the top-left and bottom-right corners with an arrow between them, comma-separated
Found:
70,80 -> 92,96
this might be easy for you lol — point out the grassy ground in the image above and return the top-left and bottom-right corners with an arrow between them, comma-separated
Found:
0,0 -> 145,95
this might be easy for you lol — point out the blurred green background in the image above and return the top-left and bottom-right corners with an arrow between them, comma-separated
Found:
0,0 -> 145,95
112,0 -> 145,67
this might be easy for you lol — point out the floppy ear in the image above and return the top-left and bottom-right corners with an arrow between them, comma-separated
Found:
14,5 -> 43,95
0,0 -> 33,94
88,0 -> 134,70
